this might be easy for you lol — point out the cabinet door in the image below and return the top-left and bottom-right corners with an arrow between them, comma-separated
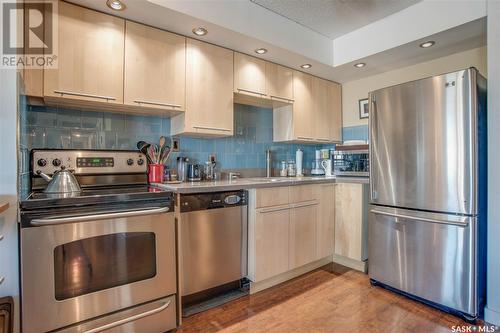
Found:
185,39 -> 234,135
335,183 -> 363,261
253,208 -> 290,282
266,63 -> 293,103
292,70 -> 314,141
329,82 -> 342,142
124,21 -> 185,111
289,202 -> 317,269
317,184 -> 335,259
313,77 -> 331,142
44,2 -> 125,104
234,52 -> 266,97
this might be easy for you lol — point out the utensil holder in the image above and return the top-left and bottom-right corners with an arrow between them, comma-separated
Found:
148,164 -> 164,183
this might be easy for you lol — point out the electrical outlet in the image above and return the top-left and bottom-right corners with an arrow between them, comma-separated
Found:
209,154 -> 216,163
172,137 -> 180,152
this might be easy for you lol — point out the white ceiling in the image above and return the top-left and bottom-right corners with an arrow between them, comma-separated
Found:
251,0 -> 422,39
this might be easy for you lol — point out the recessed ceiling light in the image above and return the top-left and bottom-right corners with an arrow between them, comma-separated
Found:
255,48 -> 268,55
420,41 -> 435,48
192,27 -> 208,36
354,62 -> 366,68
301,64 -> 312,69
106,0 -> 125,11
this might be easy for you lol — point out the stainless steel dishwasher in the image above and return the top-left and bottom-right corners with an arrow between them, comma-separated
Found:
179,190 -> 248,313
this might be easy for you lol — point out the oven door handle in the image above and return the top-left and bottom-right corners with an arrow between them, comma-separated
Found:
83,300 -> 171,333
30,206 -> 170,226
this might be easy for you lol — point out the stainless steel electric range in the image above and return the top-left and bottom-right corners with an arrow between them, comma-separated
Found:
20,149 -> 177,333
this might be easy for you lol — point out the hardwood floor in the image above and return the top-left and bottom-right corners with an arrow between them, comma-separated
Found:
176,263 -> 480,333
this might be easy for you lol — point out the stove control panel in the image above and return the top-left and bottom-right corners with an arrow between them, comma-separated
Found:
32,150 -> 148,175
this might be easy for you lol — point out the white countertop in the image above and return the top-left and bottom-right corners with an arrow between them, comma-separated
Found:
153,176 -> 369,193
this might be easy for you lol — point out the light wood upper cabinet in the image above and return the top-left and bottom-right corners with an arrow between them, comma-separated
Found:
124,21 -> 186,111
171,39 -> 234,136
234,53 -> 266,97
252,208 -> 290,282
289,202 -> 318,269
313,77 -> 331,142
292,70 -> 314,140
317,184 -> 335,259
334,183 -> 368,262
44,2 -> 125,104
329,82 -> 342,142
266,62 -> 293,102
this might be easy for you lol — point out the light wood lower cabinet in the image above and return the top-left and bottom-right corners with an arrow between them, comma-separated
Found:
124,21 -> 186,112
171,39 -> 234,137
251,207 -> 290,282
44,2 -> 125,104
317,184 -> 335,259
249,184 -> 332,283
289,202 -> 318,269
334,183 -> 369,262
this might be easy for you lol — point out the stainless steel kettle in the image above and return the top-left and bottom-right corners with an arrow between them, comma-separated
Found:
37,166 -> 82,193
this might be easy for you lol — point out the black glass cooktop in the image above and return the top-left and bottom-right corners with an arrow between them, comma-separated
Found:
21,185 -> 172,211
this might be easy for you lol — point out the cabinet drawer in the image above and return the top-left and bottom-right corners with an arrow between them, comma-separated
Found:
255,187 -> 289,208
289,184 -> 318,203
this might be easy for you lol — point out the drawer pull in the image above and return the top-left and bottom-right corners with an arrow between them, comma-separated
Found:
258,204 -> 290,213
54,90 -> 116,101
0,277 -> 4,285
290,200 -> 318,208
370,209 -> 468,227
84,300 -> 171,333
193,126 -> 232,132
133,100 -> 181,108
0,235 -> 3,241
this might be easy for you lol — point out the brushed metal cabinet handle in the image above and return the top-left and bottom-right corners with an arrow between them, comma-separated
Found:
258,204 -> 290,213
290,200 -> 318,208
54,90 -> 116,101
237,88 -> 266,96
193,126 -> 232,132
133,100 -> 182,108
297,136 -> 314,140
270,95 -> 294,103
0,277 -> 4,285
83,300 -> 171,333
31,207 -> 170,226
0,235 -> 3,241
370,209 -> 469,227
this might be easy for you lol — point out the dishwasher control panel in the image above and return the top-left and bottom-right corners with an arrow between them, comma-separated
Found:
180,190 -> 247,212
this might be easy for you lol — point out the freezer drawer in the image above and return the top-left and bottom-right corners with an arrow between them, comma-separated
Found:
368,206 -> 477,316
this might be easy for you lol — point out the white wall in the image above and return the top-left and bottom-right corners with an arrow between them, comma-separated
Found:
485,0 -> 500,326
341,46 -> 487,127
0,67 -> 20,332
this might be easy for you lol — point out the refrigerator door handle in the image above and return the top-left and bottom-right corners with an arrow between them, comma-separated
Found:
370,209 -> 469,227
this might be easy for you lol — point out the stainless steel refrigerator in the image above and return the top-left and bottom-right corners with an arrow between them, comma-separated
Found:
368,67 -> 487,321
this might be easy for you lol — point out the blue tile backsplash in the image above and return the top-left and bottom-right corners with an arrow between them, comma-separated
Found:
21,104 -> 333,170
342,125 -> 369,142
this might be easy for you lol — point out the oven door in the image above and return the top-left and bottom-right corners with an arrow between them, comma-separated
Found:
21,206 -> 176,333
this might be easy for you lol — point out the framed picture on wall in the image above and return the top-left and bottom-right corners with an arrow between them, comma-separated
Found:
359,98 -> 369,119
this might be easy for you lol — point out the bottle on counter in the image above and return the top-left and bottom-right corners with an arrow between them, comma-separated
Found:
280,161 -> 288,177
287,160 -> 296,177
296,149 -> 303,176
